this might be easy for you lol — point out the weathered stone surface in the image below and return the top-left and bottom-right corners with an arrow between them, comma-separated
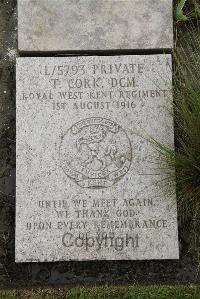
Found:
16,55 -> 179,262
18,0 -> 173,52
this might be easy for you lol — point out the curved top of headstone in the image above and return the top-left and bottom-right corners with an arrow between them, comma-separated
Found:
18,0 -> 173,52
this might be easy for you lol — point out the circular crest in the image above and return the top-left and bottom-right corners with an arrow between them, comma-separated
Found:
59,117 -> 132,189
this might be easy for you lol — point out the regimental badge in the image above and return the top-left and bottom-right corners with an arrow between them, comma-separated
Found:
59,117 -> 132,188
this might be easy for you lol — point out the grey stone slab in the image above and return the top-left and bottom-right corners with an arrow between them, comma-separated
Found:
16,54 -> 179,262
18,0 -> 173,52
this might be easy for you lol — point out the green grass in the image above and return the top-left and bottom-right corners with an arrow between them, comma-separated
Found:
0,285 -> 200,299
174,24 -> 200,205
175,0 -> 200,22
149,22 -> 200,254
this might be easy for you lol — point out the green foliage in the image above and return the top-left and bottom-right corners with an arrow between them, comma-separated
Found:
0,291 -> 17,299
174,38 -> 200,204
175,0 -> 189,21
67,285 -> 200,299
175,0 -> 200,22
1,285 -> 200,299
150,22 -> 200,254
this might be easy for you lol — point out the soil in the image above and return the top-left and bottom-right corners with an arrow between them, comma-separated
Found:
0,0 -> 199,289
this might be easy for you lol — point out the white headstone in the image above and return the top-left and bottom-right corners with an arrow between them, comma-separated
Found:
18,0 -> 173,52
16,55 -> 179,262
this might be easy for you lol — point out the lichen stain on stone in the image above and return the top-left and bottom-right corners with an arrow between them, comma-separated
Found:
34,27 -> 44,38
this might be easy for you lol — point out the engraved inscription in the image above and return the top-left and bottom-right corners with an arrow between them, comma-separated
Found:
16,55 -> 179,262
